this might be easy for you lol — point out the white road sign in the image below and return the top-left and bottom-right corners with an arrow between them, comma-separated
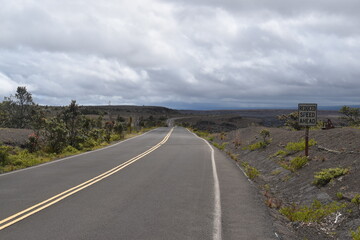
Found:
298,103 -> 317,126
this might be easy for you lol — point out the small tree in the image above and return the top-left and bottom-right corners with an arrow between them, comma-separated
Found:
277,112 -> 302,130
352,194 -> 360,213
62,100 -> 80,147
260,129 -> 270,143
339,106 -> 360,126
114,122 -> 124,138
43,118 -> 68,153
128,116 -> 133,133
1,86 -> 35,128
15,86 -> 35,128
0,102 -> 10,127
104,121 -> 114,142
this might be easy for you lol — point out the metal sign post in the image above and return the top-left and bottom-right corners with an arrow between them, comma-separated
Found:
298,103 -> 317,157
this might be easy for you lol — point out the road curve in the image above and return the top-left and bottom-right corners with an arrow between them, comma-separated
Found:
0,127 -> 276,239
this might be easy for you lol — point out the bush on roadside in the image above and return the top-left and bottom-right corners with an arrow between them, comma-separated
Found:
241,161 -> 260,179
351,194 -> 360,212
213,142 -> 228,151
280,156 -> 309,172
243,141 -> 269,151
0,145 -> 11,166
272,139 -> 317,158
285,139 -> 317,153
351,226 -> 360,240
280,200 -> 346,223
313,168 -> 349,187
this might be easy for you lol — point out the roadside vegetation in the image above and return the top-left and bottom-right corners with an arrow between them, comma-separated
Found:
241,161 -> 260,179
272,139 -> 317,158
243,129 -> 271,151
313,168 -> 350,187
351,226 -> 360,240
280,200 -> 347,223
0,86 -> 167,173
180,105 -> 360,239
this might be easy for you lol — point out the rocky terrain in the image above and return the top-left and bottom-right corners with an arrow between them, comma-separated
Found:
176,111 -> 360,240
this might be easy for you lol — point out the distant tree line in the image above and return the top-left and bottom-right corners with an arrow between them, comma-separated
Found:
0,87 -> 166,155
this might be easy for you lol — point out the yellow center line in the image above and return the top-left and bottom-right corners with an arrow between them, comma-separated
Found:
0,128 -> 174,231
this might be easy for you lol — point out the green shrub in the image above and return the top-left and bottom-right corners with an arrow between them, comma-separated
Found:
351,226 -> 360,240
289,156 -> 308,171
243,141 -> 269,151
80,138 -> 98,150
26,133 -> 40,153
110,134 -> 122,142
280,200 -> 346,223
271,169 -> 282,175
260,129 -> 270,142
213,142 -> 228,151
44,118 -> 68,153
242,162 -> 260,179
62,145 -> 79,154
271,139 -> 316,158
271,150 -> 287,158
0,145 -> 11,166
313,168 -> 349,186
194,130 -> 209,138
8,149 -> 42,168
285,139 -> 317,153
336,192 -> 344,200
351,194 -> 360,211
279,156 -> 308,172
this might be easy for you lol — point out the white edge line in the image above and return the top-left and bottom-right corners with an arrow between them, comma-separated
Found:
187,129 -> 222,240
0,128 -> 158,177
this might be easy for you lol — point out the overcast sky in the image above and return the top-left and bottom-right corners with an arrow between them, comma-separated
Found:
0,0 -> 359,109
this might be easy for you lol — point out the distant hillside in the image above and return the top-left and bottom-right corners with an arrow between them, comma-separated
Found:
40,105 -> 180,118
79,105 -> 180,116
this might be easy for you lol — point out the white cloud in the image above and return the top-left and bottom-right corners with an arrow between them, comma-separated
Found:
0,72 -> 18,96
0,0 -> 359,108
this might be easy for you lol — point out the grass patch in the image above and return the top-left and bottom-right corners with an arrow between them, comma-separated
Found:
227,152 -> 239,161
243,141 -> 269,151
280,200 -> 346,223
272,139 -> 317,158
271,169 -> 282,175
351,194 -> 360,212
280,156 -> 309,172
241,161 -> 260,180
213,142 -> 228,151
313,168 -> 349,187
285,139 -> 317,152
193,129 -> 210,138
336,192 -> 344,200
192,129 -> 214,142
351,226 -> 360,240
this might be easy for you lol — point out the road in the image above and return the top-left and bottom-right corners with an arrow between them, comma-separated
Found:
0,127 -> 277,239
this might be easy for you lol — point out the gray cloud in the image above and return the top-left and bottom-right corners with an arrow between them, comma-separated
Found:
0,0 -> 359,109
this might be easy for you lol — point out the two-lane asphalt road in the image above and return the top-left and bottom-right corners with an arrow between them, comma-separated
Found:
0,127 -> 277,239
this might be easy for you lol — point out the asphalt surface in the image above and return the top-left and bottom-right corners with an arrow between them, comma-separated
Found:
0,127 -> 277,239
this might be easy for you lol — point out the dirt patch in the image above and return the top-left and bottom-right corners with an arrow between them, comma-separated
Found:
0,128 -> 33,147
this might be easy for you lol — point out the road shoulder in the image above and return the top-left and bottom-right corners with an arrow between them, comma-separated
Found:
213,147 -> 278,240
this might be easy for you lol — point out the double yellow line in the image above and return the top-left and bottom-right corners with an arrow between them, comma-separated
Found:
0,128 -> 174,231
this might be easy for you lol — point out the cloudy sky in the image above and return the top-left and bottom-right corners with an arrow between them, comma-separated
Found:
0,0 -> 359,109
